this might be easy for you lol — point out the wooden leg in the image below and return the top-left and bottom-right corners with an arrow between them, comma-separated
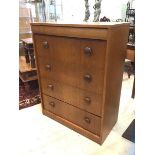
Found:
24,82 -> 30,93
128,62 -> 133,78
24,48 -> 30,63
29,51 -> 36,68
124,60 -> 132,79
128,71 -> 131,78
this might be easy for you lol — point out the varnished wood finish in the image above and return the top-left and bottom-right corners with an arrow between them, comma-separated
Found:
80,39 -> 107,69
79,67 -> 104,94
126,49 -> 135,62
35,34 -> 106,92
41,79 -> 78,106
100,25 -> 129,143
38,62 -> 104,94
43,95 -> 101,135
31,25 -> 108,40
31,22 -> 129,144
42,109 -> 101,144
41,78 -> 102,116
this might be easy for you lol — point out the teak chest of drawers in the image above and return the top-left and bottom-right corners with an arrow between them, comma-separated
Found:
31,22 -> 129,144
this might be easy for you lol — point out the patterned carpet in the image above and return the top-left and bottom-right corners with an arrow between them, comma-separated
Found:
19,79 -> 41,110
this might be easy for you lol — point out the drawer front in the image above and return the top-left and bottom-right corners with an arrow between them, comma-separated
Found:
52,61 -> 78,87
34,35 -> 106,93
52,37 -> 106,69
52,37 -> 80,64
79,67 -> 104,94
41,78 -> 78,105
38,61 -> 104,94
43,95 -> 101,135
34,34 -> 53,58
78,90 -> 102,116
37,57 -> 78,86
79,39 -> 107,69
51,64 -> 104,93
41,78 -> 102,116
34,35 -> 106,70
37,57 -> 51,79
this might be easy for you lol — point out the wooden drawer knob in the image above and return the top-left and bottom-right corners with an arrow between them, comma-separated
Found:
84,117 -> 91,124
48,84 -> 54,90
45,64 -> 51,71
84,74 -> 92,82
84,47 -> 92,56
42,41 -> 49,49
49,102 -> 55,107
84,97 -> 91,104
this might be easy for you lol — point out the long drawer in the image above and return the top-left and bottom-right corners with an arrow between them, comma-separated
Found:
34,34 -> 107,69
43,94 -> 101,136
41,78 -> 103,116
37,60 -> 104,94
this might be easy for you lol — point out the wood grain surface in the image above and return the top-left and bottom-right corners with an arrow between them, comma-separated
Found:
31,22 -> 129,144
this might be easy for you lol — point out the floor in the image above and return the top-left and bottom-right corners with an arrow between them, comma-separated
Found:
18,74 -> 135,155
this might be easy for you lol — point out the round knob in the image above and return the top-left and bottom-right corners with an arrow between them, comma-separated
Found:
49,102 -> 55,107
84,117 -> 91,124
84,47 -> 92,56
84,97 -> 91,104
45,64 -> 51,71
48,84 -> 54,90
42,41 -> 49,49
83,74 -> 92,82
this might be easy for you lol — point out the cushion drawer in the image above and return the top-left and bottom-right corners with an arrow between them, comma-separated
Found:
43,95 -> 101,135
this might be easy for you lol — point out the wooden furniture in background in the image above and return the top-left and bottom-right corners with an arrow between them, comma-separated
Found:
31,22 -> 129,144
21,38 -> 36,68
126,4 -> 135,46
19,56 -> 37,92
125,3 -> 135,95
125,45 -> 135,78
126,44 -> 135,98
122,45 -> 135,142
126,49 -> 135,62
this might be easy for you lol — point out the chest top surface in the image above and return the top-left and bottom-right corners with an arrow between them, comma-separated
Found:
31,22 -> 129,28
31,22 -> 129,41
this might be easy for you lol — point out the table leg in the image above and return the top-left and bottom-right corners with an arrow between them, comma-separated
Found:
29,50 -> 36,68
24,82 -> 30,93
24,47 -> 30,63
